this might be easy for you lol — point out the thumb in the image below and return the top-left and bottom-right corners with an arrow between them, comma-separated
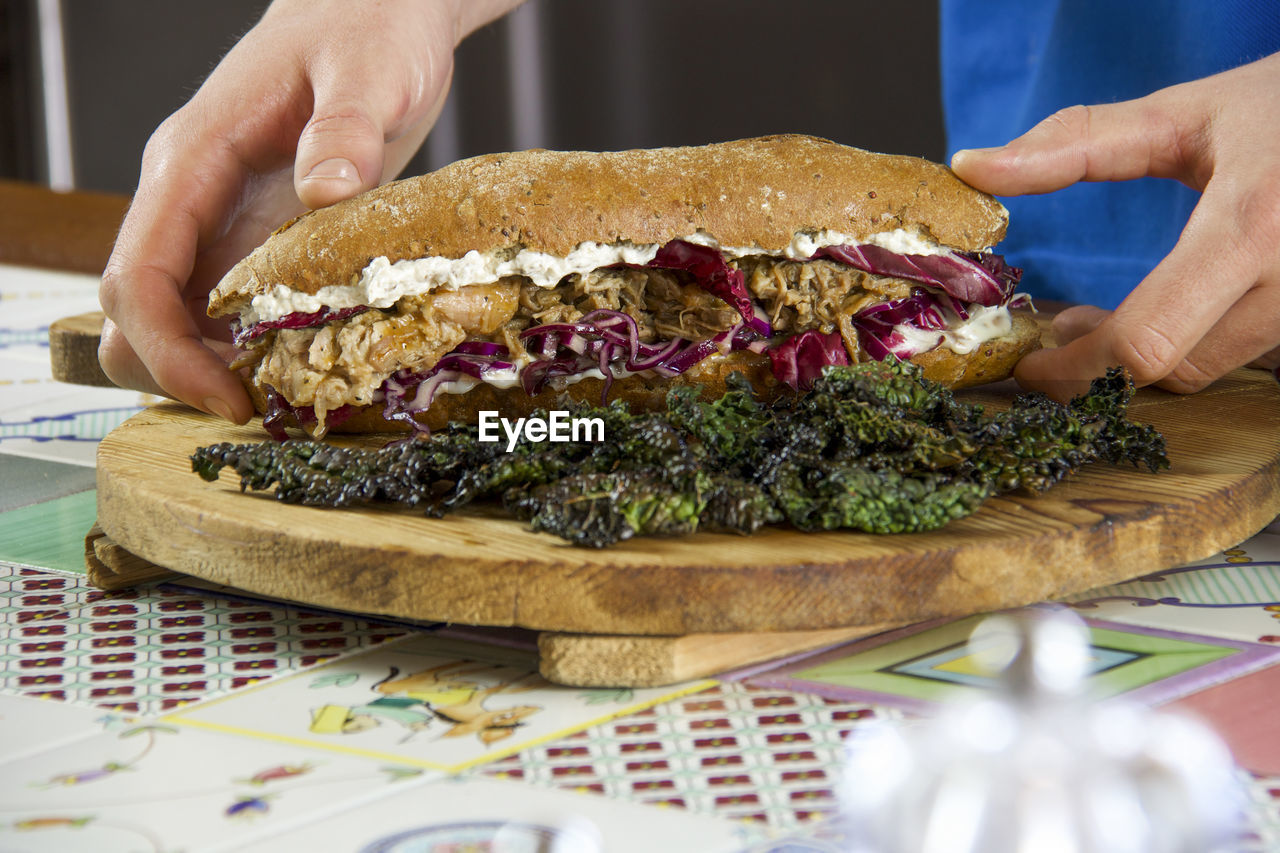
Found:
294,88 -> 386,210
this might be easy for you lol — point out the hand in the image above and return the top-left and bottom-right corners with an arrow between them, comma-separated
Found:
951,51 -> 1280,401
99,0 -> 523,422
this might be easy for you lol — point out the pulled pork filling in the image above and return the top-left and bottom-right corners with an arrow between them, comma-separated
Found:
248,282 -> 516,426
240,257 -> 926,430
737,257 -> 913,334
499,267 -> 739,362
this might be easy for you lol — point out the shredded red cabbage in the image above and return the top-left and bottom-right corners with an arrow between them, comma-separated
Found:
518,308 -> 759,399
814,245 -> 1021,307
369,309 -> 762,435
857,292 -> 948,329
234,305 -> 370,347
381,344 -> 516,433
448,340 -> 510,358
767,330 -> 850,391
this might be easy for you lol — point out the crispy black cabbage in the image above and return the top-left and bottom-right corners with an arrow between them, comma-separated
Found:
191,361 -> 1168,548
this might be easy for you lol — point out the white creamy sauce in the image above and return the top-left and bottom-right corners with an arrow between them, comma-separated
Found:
782,228 -> 951,260
246,241 -> 659,326
892,325 -> 947,356
410,363 -> 522,406
937,303 -> 1013,354
421,364 -> 630,403
430,377 -> 481,397
242,227 -> 957,326
244,226 -> 1013,378
893,303 -> 1013,356
432,366 -> 521,397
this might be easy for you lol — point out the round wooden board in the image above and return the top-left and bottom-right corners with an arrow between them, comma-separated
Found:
96,368 -> 1280,635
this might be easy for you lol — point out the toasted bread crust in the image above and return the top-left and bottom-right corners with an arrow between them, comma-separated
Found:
210,135 -> 1008,317
910,312 -> 1042,389
245,312 -> 1041,435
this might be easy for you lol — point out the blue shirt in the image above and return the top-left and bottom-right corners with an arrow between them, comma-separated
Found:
940,1 -> 1280,307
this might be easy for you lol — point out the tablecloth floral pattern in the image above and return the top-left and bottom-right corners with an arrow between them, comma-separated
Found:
2,263 -> 1278,852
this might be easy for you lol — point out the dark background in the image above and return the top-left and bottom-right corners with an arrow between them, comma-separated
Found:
1,0 -> 946,195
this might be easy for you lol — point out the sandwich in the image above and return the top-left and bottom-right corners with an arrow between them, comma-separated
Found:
209,134 -> 1039,438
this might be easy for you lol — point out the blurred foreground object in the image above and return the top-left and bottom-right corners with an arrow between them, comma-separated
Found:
838,607 -> 1243,853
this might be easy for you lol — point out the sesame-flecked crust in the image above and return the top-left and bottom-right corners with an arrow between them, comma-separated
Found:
209,135 -> 1008,317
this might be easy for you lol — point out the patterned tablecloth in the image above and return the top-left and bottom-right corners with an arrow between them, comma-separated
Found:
1,261 -> 1278,852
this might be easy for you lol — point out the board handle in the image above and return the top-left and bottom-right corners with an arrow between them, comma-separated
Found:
537,625 -> 896,688
51,311 -> 116,388
85,524 -> 177,590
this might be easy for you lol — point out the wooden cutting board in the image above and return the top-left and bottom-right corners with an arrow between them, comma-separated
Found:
96,368 -> 1280,648
81,523 -> 880,686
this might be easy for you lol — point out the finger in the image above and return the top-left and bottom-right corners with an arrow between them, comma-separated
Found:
294,66 -> 393,208
951,99 -> 1195,197
99,316 -> 242,394
378,66 -> 453,180
1155,279 -> 1280,392
98,316 -> 249,424
1015,182 -> 1262,400
100,129 -> 255,421
1049,304 -> 1109,347
294,26 -> 458,209
98,260 -> 251,422
1247,348 -> 1280,372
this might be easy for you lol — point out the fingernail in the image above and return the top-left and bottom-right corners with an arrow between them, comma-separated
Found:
951,147 -> 1000,167
203,396 -> 236,422
303,157 -> 359,183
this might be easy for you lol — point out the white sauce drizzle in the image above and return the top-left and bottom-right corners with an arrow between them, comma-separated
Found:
243,227 -> 1016,382
242,227 -> 959,327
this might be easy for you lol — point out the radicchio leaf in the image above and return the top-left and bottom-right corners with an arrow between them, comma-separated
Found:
260,385 -> 356,441
814,245 -> 1021,307
768,329 -> 850,391
852,292 -> 949,361
648,240 -> 772,336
